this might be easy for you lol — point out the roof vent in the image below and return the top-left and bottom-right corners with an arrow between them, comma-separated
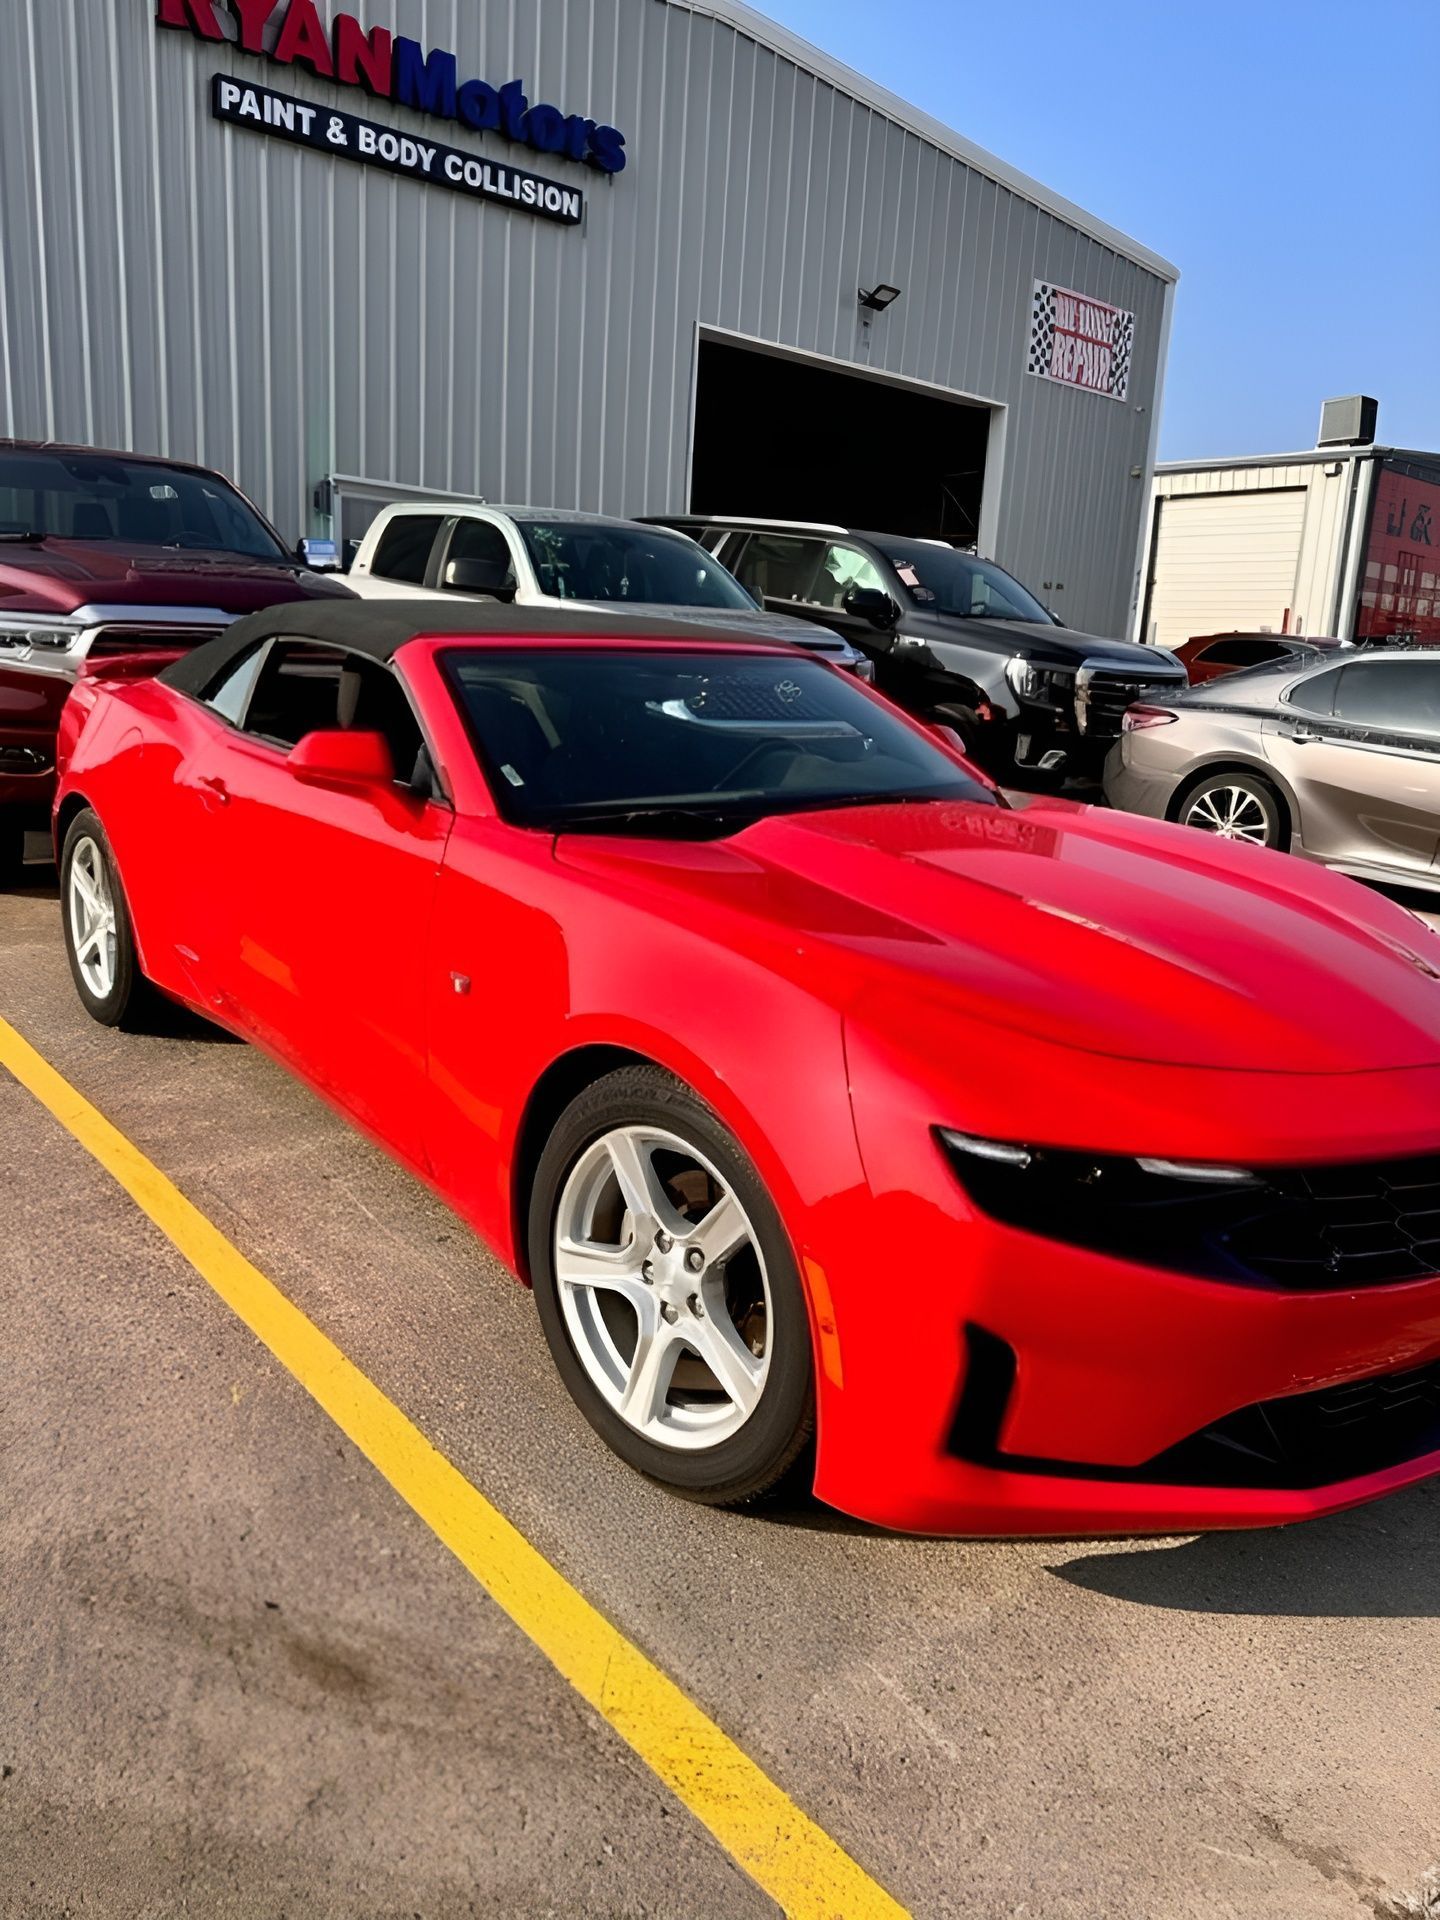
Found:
1317,395 -> 1378,448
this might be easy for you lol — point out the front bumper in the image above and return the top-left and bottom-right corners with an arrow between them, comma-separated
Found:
812,1029 -> 1440,1535
811,1170 -> 1440,1536
0,671 -> 67,820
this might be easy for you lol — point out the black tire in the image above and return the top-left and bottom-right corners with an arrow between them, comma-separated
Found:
60,808 -> 160,1029
529,1065 -> 815,1507
0,814 -> 23,890
1172,769 -> 1288,851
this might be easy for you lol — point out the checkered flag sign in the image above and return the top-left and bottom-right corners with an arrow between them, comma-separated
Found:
1029,283 -> 1058,375
1029,280 -> 1134,402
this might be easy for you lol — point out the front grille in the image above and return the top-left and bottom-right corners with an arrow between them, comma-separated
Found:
1076,671 -> 1180,738
1149,1358 -> 1440,1489
87,623 -> 227,659
950,1325 -> 1440,1490
1227,1155 -> 1440,1289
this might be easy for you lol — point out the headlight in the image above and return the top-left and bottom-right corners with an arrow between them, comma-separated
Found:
1005,659 -> 1070,705
0,619 -> 80,654
936,1127 -> 1292,1282
1005,658 -> 1045,701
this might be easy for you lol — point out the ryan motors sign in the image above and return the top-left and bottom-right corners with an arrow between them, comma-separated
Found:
212,77 -> 585,223
157,0 -> 628,174
1028,281 -> 1136,402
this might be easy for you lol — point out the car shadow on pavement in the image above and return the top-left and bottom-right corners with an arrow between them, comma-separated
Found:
1052,1484 -> 1440,1616
10,865 -> 59,901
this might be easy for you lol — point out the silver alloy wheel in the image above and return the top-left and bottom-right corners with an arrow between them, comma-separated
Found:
68,836 -> 118,999
554,1125 -> 772,1451
1183,783 -> 1273,845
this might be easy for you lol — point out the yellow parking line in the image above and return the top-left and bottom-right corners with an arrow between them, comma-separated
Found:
0,1014 -> 908,1920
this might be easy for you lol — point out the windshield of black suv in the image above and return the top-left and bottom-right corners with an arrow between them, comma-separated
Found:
515,521 -> 759,611
0,449 -> 289,560
443,648 -> 996,835
880,537 -> 1054,625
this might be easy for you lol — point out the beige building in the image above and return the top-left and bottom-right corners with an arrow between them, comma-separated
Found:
1138,421 -> 1440,651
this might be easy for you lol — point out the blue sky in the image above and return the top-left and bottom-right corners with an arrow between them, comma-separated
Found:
761,0 -> 1437,461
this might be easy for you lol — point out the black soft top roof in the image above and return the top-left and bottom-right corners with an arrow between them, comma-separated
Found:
160,597 -> 792,697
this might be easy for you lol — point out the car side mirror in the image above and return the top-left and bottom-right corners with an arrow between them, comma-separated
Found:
288,729 -> 394,789
844,586 -> 901,631
296,536 -> 342,572
443,557 -> 517,601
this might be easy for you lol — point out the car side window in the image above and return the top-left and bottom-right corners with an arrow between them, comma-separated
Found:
242,642 -> 346,748
733,534 -> 825,604
237,641 -> 427,778
1286,666 -> 1345,717
447,517 -> 518,589
1204,638 -> 1287,667
201,641 -> 269,726
1330,661 -> 1440,739
811,544 -> 887,612
370,513 -> 444,585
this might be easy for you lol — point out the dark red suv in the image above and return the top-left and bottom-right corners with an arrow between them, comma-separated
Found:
0,442 -> 351,884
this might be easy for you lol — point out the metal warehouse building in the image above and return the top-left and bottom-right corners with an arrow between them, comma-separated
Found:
0,0 -> 1177,638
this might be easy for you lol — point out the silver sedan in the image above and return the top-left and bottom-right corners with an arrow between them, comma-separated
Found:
1104,648 -> 1440,895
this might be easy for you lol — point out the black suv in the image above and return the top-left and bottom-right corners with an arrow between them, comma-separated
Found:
647,518 -> 1186,780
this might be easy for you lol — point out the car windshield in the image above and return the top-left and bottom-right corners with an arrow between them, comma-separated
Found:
443,648 -> 996,835
881,538 -> 1054,625
0,449 -> 288,560
514,521 -> 758,611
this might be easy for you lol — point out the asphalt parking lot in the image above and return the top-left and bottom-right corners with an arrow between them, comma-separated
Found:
4,838 -> 1440,1920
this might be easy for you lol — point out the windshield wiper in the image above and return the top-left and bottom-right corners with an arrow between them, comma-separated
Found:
0,529 -> 43,543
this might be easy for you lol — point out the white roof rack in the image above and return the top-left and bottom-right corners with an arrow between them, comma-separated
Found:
674,515 -> 850,536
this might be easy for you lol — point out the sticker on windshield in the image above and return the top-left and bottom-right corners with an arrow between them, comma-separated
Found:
895,564 -> 921,587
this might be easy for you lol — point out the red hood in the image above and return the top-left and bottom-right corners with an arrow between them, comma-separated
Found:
556,798 -> 1440,1073
0,539 -> 352,616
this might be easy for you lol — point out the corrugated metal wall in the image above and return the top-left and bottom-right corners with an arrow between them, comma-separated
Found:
0,0 -> 1173,635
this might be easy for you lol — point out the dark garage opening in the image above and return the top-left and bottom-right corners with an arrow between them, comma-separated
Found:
690,337 -> 991,543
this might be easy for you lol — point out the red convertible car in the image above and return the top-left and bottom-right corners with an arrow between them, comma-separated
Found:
53,602 -> 1440,1535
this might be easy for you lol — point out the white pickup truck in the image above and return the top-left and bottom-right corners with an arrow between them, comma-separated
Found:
346,502 -> 872,678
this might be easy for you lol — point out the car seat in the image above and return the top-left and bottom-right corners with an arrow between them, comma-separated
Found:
337,663 -> 425,783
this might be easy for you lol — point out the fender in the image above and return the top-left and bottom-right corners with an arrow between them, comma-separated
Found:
1161,742 -> 1305,830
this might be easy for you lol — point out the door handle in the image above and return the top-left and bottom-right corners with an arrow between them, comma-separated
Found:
197,775 -> 231,806
1285,729 -> 1321,745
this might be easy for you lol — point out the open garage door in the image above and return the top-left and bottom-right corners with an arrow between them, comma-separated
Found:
690,337 -> 991,544
1145,489 -> 1308,649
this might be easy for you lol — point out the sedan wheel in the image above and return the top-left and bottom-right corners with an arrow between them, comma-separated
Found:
531,1067 -> 814,1505
1178,773 -> 1285,849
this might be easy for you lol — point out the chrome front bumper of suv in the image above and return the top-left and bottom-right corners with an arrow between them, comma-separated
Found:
0,601 -> 235,677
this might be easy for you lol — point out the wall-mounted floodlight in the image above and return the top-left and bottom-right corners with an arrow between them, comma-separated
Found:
858,284 -> 902,313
